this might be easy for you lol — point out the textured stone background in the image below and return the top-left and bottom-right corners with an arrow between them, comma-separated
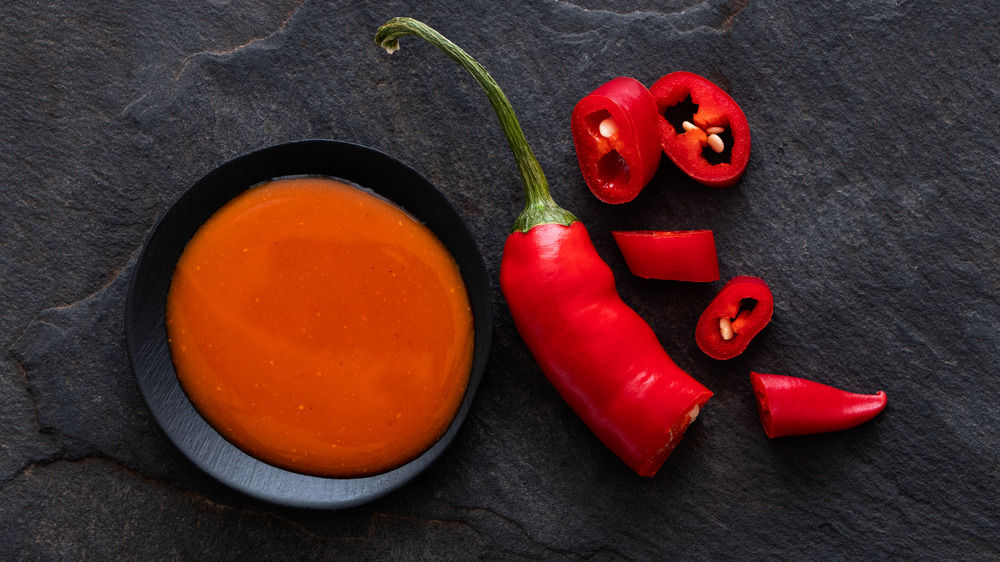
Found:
2,0 -> 998,559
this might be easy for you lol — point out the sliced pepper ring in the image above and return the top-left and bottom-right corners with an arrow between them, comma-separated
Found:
571,77 -> 662,204
650,71 -> 750,188
612,230 -> 719,282
751,372 -> 888,438
695,275 -> 773,360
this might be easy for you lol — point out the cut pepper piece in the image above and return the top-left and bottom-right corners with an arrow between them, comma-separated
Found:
750,372 -> 888,438
650,71 -> 750,188
571,77 -> 662,204
612,230 -> 719,282
695,276 -> 773,359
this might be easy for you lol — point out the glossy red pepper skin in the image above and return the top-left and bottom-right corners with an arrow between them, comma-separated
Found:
750,372 -> 887,438
695,276 -> 773,360
501,222 -> 713,476
649,71 -> 750,188
571,77 -> 662,204
612,230 -> 719,282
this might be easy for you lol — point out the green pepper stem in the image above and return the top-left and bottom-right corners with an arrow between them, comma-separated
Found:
375,17 -> 577,233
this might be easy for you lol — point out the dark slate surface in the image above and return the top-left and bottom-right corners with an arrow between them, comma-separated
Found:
2,0 -> 998,558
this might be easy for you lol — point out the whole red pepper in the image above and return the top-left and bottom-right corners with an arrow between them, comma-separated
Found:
571,77 -> 662,204
503,222 -> 712,475
695,276 -> 774,360
750,372 -> 888,438
377,18 -> 712,476
649,71 -> 750,188
612,230 -> 720,282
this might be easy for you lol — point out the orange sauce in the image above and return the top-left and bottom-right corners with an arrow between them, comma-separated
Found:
165,176 -> 475,477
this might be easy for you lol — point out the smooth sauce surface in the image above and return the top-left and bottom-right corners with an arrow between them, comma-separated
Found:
166,177 -> 474,477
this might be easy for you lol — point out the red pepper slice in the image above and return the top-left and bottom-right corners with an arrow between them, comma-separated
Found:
695,276 -> 773,360
750,372 -> 888,438
377,19 -> 712,476
571,77 -> 662,204
611,230 -> 719,282
649,71 -> 750,188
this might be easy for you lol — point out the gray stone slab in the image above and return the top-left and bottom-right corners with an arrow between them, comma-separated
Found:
2,0 -> 998,558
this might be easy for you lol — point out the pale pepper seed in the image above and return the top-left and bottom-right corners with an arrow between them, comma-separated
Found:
719,317 -> 735,341
682,121 -> 726,153
599,118 -> 619,138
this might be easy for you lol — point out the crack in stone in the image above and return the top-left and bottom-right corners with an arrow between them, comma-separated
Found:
121,0 -> 309,120
553,0 -> 699,17
452,504 -> 625,558
173,0 -> 306,80
551,0 -> 747,33
5,308 -> 77,446
0,356 -> 58,477
1,455 -> 285,522
721,0 -> 749,30
369,510 -> 483,533
0,445 -> 80,489
5,245 -> 141,460
119,93 -> 148,118
556,2 -> 688,30
454,504 -> 537,547
9,249 -> 135,325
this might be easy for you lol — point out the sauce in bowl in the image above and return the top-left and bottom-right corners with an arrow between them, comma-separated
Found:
165,176 -> 475,478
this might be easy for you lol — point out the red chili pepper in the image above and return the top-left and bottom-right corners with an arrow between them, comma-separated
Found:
750,372 -> 888,438
612,230 -> 719,282
377,18 -> 712,476
695,276 -> 773,360
571,77 -> 662,204
649,71 -> 750,188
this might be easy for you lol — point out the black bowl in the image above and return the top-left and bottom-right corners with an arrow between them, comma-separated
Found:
125,140 -> 492,509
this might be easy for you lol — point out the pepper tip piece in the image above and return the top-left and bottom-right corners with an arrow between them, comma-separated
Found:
750,372 -> 888,439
